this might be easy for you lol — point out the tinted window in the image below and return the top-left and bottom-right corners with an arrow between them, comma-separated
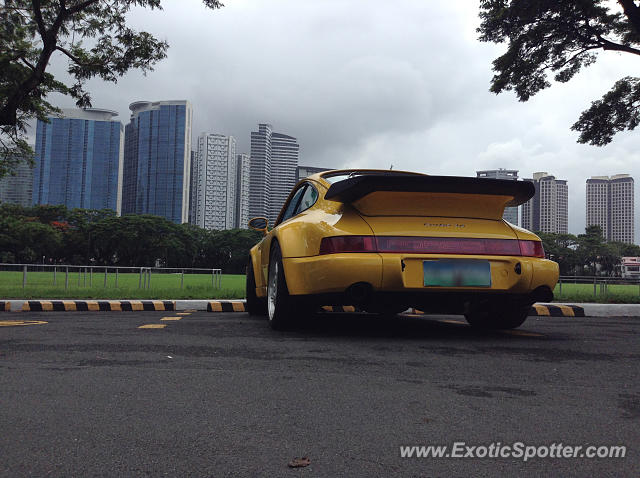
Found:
280,185 -> 307,224
295,184 -> 318,214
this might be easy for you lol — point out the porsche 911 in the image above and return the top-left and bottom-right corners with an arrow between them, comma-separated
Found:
245,169 -> 559,330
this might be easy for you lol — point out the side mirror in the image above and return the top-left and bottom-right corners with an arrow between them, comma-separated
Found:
248,217 -> 269,235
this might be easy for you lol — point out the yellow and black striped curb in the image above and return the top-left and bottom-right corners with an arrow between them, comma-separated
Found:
207,301 -> 246,312
411,304 -> 585,318
0,300 -> 175,312
528,304 -> 585,317
206,302 -> 586,316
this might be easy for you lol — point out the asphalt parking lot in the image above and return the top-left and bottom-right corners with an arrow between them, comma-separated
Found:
1,311 -> 638,477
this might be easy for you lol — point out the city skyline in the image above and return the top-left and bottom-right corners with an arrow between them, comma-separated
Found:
16,103 -> 637,243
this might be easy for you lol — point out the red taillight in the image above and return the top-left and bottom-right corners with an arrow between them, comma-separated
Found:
375,237 -> 522,255
519,240 -> 545,258
319,236 -> 377,254
319,235 -> 545,258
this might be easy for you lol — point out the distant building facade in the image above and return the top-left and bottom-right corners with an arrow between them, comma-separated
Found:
297,165 -> 333,181
122,100 -> 192,223
476,168 -> 519,225
235,153 -> 250,229
586,174 -> 634,244
0,156 -> 34,207
192,133 -> 237,230
521,172 -> 568,234
32,108 -> 124,213
249,123 -> 299,224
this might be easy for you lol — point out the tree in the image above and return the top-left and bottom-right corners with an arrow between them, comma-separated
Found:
0,0 -> 223,176
478,0 -> 640,145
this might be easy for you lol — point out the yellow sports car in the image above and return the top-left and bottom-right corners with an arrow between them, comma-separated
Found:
246,169 -> 559,330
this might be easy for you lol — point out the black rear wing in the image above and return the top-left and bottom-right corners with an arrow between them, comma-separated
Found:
324,174 -> 535,207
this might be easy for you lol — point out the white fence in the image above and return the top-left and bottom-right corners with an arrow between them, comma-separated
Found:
0,263 -> 222,290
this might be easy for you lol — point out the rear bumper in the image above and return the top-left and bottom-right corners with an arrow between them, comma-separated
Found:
282,253 -> 558,299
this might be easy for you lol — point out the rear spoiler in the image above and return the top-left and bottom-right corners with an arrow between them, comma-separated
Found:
324,174 -> 535,207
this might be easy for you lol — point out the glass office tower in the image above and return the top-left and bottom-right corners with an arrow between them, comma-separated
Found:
32,108 -> 124,213
122,100 -> 192,223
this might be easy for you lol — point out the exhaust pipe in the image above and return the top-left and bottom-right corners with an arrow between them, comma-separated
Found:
530,285 -> 554,303
346,282 -> 372,306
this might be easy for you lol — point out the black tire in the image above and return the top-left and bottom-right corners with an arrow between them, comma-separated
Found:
245,258 -> 266,316
464,305 -> 529,330
267,243 -> 294,330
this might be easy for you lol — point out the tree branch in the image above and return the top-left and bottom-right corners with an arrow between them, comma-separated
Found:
618,0 -> 640,36
66,0 -> 101,16
31,0 -> 47,38
55,45 -> 100,67
597,35 -> 640,56
20,57 -> 36,69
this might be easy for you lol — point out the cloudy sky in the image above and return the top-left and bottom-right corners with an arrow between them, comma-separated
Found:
46,0 -> 640,241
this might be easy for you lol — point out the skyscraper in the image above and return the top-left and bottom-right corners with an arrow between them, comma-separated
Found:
32,108 -> 124,213
586,175 -> 634,244
122,100 -> 192,223
235,153 -> 250,229
191,133 -> 237,230
521,172 -> 568,234
476,168 -> 519,225
249,123 -> 299,224
297,165 -> 332,181
0,155 -> 34,207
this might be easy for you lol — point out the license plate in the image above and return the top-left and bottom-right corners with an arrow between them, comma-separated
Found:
423,260 -> 491,287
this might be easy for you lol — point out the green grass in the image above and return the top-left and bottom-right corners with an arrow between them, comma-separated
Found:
0,270 -> 245,299
553,282 -> 640,304
1,270 -> 639,303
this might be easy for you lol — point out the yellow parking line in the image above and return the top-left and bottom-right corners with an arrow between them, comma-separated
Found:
438,319 -> 466,325
0,320 -> 47,327
138,324 -> 166,329
176,312 -> 191,316
501,330 -> 545,338
160,317 -> 182,321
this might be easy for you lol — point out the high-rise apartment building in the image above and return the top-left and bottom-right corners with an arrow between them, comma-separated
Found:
297,165 -> 332,181
122,100 -> 192,223
235,153 -> 250,229
586,175 -> 634,244
191,133 -> 237,230
476,168 -> 519,225
32,108 -> 124,213
0,155 -> 34,207
249,123 -> 299,224
521,172 -> 568,234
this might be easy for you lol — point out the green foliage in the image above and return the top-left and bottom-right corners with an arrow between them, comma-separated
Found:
0,204 -> 261,272
0,0 -> 223,176
538,225 -> 638,276
478,0 -> 640,145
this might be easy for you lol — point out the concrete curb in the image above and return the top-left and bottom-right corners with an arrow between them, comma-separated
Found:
1,300 -> 639,317
0,300 -> 174,312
